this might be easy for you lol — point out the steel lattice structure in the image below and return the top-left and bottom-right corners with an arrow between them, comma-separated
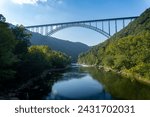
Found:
26,16 -> 138,38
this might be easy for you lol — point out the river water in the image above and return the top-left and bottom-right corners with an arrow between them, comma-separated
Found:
42,64 -> 150,100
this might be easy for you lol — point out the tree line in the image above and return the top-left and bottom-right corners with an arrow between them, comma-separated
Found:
78,8 -> 150,80
0,21 -> 71,88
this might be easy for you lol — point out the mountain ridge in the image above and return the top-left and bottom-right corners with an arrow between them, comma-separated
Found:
30,32 -> 90,62
78,8 -> 150,81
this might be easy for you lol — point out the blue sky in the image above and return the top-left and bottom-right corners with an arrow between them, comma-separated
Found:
0,0 -> 150,46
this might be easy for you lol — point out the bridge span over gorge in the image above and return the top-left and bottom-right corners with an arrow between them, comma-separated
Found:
25,16 -> 139,38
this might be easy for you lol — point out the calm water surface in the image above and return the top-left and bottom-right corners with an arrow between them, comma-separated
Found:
43,64 -> 150,100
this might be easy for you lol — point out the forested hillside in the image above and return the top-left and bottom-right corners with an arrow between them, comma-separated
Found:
78,8 -> 150,80
30,32 -> 90,62
0,21 -> 71,90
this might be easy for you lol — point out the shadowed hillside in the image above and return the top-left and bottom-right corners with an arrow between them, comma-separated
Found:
30,32 -> 90,62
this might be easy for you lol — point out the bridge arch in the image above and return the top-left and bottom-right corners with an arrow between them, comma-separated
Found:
26,16 -> 139,39
46,23 -> 111,38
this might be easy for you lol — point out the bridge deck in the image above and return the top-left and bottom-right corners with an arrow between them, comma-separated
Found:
25,16 -> 139,28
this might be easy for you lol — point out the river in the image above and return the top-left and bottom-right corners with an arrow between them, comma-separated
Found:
40,64 -> 150,100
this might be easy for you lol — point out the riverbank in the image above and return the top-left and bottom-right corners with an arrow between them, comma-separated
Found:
79,64 -> 96,67
0,66 -> 70,100
98,65 -> 150,86
78,63 -> 150,86
0,70 -> 49,100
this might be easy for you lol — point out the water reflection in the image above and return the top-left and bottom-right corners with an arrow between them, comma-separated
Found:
45,67 -> 112,100
44,66 -> 150,100
83,67 -> 150,100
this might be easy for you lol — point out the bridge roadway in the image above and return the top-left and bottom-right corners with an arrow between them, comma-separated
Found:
26,16 -> 139,38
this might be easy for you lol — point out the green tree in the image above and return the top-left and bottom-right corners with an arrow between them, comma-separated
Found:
0,22 -> 17,80
19,45 -> 71,78
78,8 -> 150,80
12,25 -> 31,58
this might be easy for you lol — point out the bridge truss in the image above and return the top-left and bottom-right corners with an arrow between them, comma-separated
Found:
26,16 -> 138,38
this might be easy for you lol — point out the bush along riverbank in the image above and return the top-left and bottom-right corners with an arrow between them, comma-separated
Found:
0,22 -> 71,99
78,63 -> 150,86
97,65 -> 150,86
78,8 -> 150,84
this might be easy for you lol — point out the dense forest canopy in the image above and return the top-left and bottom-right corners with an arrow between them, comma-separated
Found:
0,21 -> 71,85
78,8 -> 150,80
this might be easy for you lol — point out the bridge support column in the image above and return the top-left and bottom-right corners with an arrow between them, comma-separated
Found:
31,28 -> 33,32
96,22 -> 97,28
108,21 -> 110,35
102,21 -> 104,31
36,27 -> 39,33
123,19 -> 125,28
40,27 -> 43,35
45,26 -> 48,35
51,26 -> 53,31
115,20 -> 117,33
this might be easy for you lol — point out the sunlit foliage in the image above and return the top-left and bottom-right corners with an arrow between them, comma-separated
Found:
78,8 -> 150,80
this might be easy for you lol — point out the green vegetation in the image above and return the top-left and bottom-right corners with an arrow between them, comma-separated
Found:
0,21 -> 71,89
20,45 -> 71,78
78,8 -> 150,81
0,22 -> 16,80
81,67 -> 150,100
30,32 -> 89,62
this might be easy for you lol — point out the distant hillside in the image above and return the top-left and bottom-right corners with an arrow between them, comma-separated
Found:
78,8 -> 150,80
30,32 -> 90,62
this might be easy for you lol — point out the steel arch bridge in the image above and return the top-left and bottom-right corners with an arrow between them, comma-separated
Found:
48,23 -> 111,38
25,16 -> 138,38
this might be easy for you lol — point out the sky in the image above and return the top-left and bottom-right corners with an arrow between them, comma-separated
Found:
0,0 -> 150,46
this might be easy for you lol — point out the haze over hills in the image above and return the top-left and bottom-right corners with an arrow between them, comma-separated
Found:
30,32 -> 90,62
